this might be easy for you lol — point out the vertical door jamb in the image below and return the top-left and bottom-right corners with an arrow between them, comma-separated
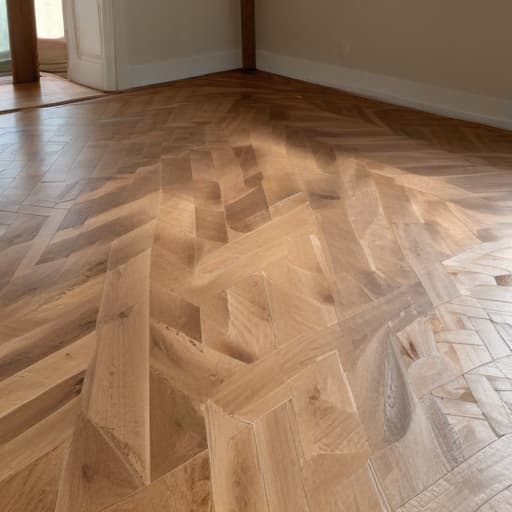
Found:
241,0 -> 256,71
6,0 -> 40,83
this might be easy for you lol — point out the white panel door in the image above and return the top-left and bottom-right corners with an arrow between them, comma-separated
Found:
63,0 -> 117,90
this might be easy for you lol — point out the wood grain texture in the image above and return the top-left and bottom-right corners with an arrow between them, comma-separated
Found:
6,0 -> 39,83
241,0 -> 256,70
0,70 -> 511,510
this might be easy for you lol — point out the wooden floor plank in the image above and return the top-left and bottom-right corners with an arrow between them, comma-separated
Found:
254,401 -> 311,512
0,70 -> 511,510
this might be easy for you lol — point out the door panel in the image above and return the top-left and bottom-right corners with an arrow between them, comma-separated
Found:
63,0 -> 117,90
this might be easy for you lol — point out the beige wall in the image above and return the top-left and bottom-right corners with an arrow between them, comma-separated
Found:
256,0 -> 512,100
123,0 -> 241,66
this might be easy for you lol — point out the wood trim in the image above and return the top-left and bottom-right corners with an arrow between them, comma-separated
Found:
241,0 -> 256,71
62,0 -> 119,91
6,0 -> 40,83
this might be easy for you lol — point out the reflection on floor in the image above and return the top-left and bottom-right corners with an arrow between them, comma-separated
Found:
0,70 -> 512,511
0,72 -> 104,114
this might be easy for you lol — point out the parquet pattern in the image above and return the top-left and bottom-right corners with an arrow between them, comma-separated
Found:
1,70 -> 512,511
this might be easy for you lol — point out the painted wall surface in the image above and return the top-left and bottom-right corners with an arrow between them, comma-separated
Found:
110,0 -> 242,88
62,0 -> 242,90
62,0 -> 511,127
123,0 -> 241,65
256,0 -> 512,100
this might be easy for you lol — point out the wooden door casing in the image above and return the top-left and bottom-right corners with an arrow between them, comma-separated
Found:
241,0 -> 256,71
6,0 -> 40,83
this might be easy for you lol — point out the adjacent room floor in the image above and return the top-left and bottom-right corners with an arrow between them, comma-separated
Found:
0,72 -> 104,114
1,70 -> 512,511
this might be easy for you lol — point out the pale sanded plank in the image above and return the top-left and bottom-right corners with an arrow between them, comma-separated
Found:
399,435 -> 512,512
103,451 -> 212,512
0,331 -> 95,444
254,401 -> 310,512
206,401 -> 269,512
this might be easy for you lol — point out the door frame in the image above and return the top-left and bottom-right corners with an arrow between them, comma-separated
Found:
63,0 -> 118,90
6,0 -> 39,83
241,0 -> 255,71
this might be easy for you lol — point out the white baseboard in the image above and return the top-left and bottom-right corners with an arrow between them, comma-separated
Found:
128,50 -> 242,89
257,50 -> 512,131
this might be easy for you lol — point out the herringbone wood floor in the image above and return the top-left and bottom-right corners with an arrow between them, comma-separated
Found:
1,70 -> 512,511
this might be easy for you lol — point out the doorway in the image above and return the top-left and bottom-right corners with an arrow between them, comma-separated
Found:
0,0 -> 104,113
35,0 -> 67,77
0,0 -> 11,78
